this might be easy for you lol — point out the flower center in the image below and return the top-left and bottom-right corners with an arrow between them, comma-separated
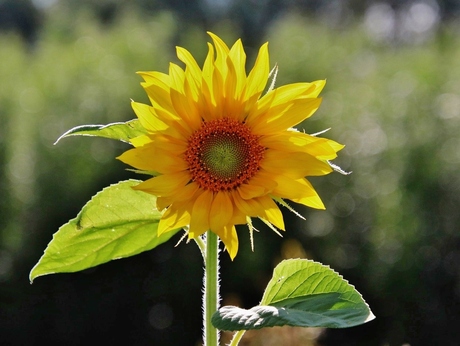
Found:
185,118 -> 265,192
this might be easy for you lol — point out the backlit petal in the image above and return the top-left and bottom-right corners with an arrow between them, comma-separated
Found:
238,171 -> 277,199
251,98 -> 322,135
260,132 -> 343,160
228,39 -> 246,100
210,191 -> 233,231
133,171 -> 190,196
170,88 -> 201,131
243,42 -> 269,111
214,225 -> 239,260
130,135 -> 152,148
273,176 -> 325,209
131,101 -> 168,133
169,62 -> 186,93
208,31 -> 230,80
232,191 -> 264,218
117,144 -> 156,171
158,203 -> 191,236
189,190 -> 214,238
261,150 -> 332,177
257,195 -> 285,230
176,46 -> 202,86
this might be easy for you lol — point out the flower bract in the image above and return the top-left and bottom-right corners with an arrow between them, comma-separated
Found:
118,32 -> 344,259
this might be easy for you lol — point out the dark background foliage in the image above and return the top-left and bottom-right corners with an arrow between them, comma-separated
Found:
1,0 -> 460,345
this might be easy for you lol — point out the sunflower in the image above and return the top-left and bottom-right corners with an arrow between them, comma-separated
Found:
118,32 -> 343,259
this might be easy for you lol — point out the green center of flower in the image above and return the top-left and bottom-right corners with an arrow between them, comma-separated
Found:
185,118 -> 265,192
201,134 -> 246,180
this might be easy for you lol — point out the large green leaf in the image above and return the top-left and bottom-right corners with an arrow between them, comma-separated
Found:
54,119 -> 147,144
30,180 -> 180,282
212,259 -> 375,330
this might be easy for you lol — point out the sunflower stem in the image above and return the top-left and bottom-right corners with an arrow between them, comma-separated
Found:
203,230 -> 220,346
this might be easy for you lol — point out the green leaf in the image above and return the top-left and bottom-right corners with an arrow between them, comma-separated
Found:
30,180 -> 180,283
54,119 -> 147,144
212,259 -> 375,330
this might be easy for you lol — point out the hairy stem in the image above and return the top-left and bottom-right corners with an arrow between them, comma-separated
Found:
203,231 -> 219,346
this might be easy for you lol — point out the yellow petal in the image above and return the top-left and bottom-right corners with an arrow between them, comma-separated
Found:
261,81 -> 324,108
305,139 -> 343,161
229,207 -> 247,225
176,46 -> 202,83
208,31 -> 230,80
231,192 -> 284,230
152,134 -> 188,154
202,42 -> 215,93
200,78 -> 215,122
151,106 -> 191,139
183,74 -> 200,104
243,42 -> 269,110
245,85 -> 277,123
137,70 -> 170,86
131,101 -> 168,133
257,80 -> 325,105
168,62 -> 186,93
246,81 -> 325,129
273,176 -> 325,209
212,65 -> 225,117
260,132 -> 341,160
291,191 -> 325,210
156,196 -> 171,211
117,145 -> 156,171
174,182 -> 200,202
156,182 -> 200,210
247,102 -> 292,134
142,78 -> 176,115
228,39 -> 247,99
158,203 -> 191,236
208,33 -> 231,111
307,79 -> 326,98
261,150 -> 332,177
268,98 -> 322,129
222,40 -> 247,121
323,139 -> 345,156
145,148 -> 188,174
209,191 -> 233,231
223,56 -> 242,119
238,171 -> 277,199
130,134 -> 152,147
257,195 -> 285,230
231,190 -> 260,217
189,190 -> 214,238
252,98 -> 322,134
133,171 -> 190,196
200,43 -> 217,119
170,88 -> 201,131
238,183 -> 267,200
214,225 -> 239,260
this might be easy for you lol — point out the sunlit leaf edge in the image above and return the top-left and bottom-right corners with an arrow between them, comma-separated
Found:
54,119 -> 147,144
29,179 -> 179,283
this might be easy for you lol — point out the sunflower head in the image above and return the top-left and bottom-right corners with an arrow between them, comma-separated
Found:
118,32 -> 344,259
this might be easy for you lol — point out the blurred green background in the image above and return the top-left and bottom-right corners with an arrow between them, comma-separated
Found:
1,0 -> 460,345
